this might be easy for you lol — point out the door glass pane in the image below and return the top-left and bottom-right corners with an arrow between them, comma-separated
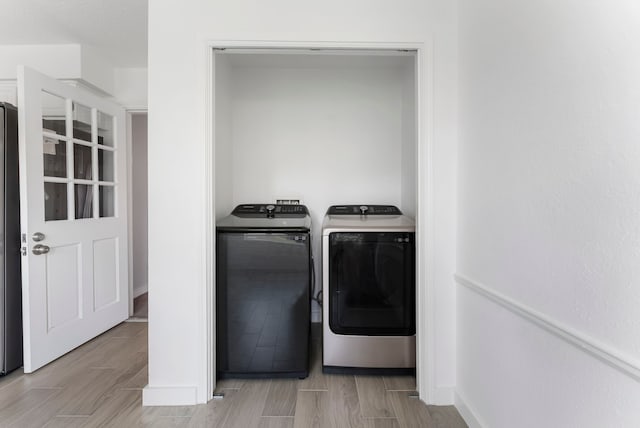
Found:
43,136 -> 67,178
74,144 -> 93,180
74,184 -> 93,219
98,149 -> 114,182
99,186 -> 115,217
44,182 -> 68,221
72,102 -> 92,142
97,111 -> 114,147
42,91 -> 66,136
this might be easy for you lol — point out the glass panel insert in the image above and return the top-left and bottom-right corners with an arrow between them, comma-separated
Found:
43,136 -> 67,178
99,186 -> 115,217
97,111 -> 114,147
98,149 -> 114,182
44,182 -> 68,221
74,144 -> 93,180
74,184 -> 93,219
72,102 -> 92,142
41,91 -> 66,136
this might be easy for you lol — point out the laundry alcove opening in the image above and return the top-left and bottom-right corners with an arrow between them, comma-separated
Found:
211,48 -> 420,387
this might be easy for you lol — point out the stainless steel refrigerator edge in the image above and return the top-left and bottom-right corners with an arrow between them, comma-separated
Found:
0,102 -> 23,376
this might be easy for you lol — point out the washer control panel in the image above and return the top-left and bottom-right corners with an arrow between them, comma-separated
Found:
232,204 -> 309,217
326,205 -> 402,215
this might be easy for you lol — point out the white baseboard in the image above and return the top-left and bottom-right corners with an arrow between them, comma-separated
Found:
142,385 -> 199,406
134,284 -> 148,298
455,391 -> 485,428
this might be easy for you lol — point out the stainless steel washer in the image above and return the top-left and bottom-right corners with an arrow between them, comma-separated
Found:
322,205 -> 415,373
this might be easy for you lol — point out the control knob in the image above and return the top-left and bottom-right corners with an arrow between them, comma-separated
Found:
266,204 -> 276,217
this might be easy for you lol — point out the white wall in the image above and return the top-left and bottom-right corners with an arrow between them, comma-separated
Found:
146,0 -> 458,405
0,82 -> 17,105
228,56 -> 405,217
214,54 -> 234,220
113,67 -> 148,110
0,44 -> 147,109
131,113 -> 148,298
0,44 -> 116,95
400,62 -> 417,218
0,45 -> 83,82
457,1 -> 640,426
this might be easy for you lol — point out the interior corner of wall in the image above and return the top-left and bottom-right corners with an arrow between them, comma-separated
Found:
112,67 -> 149,110
133,283 -> 149,298
455,390 -> 486,428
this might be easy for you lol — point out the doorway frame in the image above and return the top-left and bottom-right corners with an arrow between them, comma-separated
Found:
126,109 -> 149,317
203,40 -> 436,403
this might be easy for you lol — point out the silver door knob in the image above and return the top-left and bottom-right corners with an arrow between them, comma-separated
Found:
32,232 -> 45,242
32,244 -> 50,255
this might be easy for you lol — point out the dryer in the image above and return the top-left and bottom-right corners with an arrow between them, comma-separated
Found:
322,205 -> 415,373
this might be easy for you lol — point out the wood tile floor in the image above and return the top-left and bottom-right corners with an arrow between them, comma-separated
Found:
0,322 -> 467,427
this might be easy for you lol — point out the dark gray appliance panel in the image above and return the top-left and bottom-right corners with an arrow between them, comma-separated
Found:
216,231 -> 310,378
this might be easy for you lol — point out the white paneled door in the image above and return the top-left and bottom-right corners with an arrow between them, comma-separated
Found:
17,66 -> 129,372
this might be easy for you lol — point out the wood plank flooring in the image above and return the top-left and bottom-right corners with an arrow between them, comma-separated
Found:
0,322 -> 467,427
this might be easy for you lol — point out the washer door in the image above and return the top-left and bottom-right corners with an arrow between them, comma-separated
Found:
328,232 -> 415,336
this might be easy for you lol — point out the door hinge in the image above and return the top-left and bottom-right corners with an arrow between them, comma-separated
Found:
21,246 -> 27,256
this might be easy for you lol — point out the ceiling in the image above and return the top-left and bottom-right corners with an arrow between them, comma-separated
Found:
0,0 -> 147,68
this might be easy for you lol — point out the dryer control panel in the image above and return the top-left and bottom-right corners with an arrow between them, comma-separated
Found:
326,205 -> 402,216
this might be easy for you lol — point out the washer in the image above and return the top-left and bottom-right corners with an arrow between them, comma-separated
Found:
216,204 -> 311,378
322,205 -> 415,373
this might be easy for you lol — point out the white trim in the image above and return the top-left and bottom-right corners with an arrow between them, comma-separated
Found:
206,40 -> 425,51
142,386 -> 199,406
202,45 -> 216,404
120,104 -> 148,112
415,39 -> 436,404
204,39 -> 435,404
126,110 -> 148,318
455,273 -> 640,382
126,112 -> 134,317
124,318 -> 147,323
125,108 -> 148,114
455,391 -> 486,428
